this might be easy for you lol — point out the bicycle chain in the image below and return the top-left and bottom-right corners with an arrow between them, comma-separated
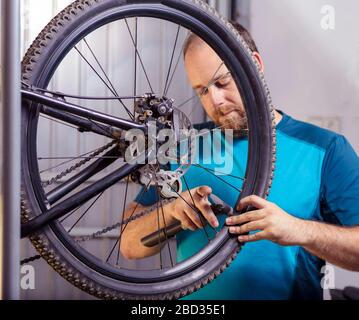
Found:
21,197 -> 175,265
75,197 -> 176,243
41,140 -> 118,187
22,139 -> 176,264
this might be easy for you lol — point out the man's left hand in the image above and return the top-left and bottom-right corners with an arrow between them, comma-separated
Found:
225,195 -> 307,246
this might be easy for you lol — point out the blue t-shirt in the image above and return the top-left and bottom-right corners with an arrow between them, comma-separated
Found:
135,111 -> 359,300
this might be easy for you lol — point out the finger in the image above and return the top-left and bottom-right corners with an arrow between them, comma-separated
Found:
237,231 -> 268,243
236,195 -> 268,211
195,186 -> 212,198
197,201 -> 219,228
177,210 -> 198,231
192,188 -> 219,228
226,209 -> 265,226
183,208 -> 204,229
174,197 -> 202,229
181,217 -> 198,231
228,220 -> 266,235
184,186 -> 216,228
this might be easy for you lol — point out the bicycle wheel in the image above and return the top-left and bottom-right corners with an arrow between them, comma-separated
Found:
21,0 -> 276,299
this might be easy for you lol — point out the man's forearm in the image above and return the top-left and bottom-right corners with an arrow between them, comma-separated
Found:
227,195 -> 359,271
298,220 -> 359,271
120,201 -> 177,260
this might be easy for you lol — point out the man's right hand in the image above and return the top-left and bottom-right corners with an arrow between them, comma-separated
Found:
169,186 -> 219,231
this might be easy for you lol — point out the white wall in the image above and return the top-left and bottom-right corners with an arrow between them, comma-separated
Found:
248,0 -> 359,298
250,0 -> 359,152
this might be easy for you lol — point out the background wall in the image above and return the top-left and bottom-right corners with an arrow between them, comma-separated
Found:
245,0 -> 359,298
249,0 -> 359,152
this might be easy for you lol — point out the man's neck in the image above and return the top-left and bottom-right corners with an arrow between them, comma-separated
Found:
274,110 -> 283,125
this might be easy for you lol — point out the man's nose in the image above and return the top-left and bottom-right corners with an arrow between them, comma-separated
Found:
207,86 -> 225,107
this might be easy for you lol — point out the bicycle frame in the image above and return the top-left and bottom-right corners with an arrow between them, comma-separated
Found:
21,87 -> 149,238
21,88 -> 147,134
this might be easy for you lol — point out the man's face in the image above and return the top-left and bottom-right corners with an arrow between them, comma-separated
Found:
184,41 -> 247,133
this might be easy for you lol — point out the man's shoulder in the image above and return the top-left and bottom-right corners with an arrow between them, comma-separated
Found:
277,112 -> 342,152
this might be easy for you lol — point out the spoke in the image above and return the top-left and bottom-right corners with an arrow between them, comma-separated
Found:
106,236 -> 121,263
23,88 -> 146,131
167,123 -> 233,168
167,125 -> 232,166
187,97 -> 201,118
74,46 -> 116,96
105,179 -> 152,263
192,164 -> 245,181
116,179 -> 152,237
39,104 -> 120,139
45,146 -> 122,205
177,61 -> 224,111
177,93 -> 199,109
124,19 -> 154,93
164,40 -> 184,97
155,185 -> 163,269
169,30 -> 223,99
182,176 -> 211,241
166,183 -> 217,233
117,175 -> 131,266
67,192 -> 105,234
74,45 -> 134,120
195,164 -> 243,193
31,86 -> 140,100
157,185 -> 174,268
163,25 -> 181,96
211,61 -> 225,84
60,206 -> 82,223
133,17 -> 138,118
39,156 -> 121,160
172,123 -> 228,150
86,117 -> 115,139
21,162 -> 143,238
82,38 -> 134,120
83,39 -> 117,96
39,142 -> 116,174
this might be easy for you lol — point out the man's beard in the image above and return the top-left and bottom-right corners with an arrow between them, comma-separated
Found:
214,107 -> 248,138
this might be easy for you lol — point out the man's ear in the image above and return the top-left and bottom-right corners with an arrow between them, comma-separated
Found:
253,52 -> 265,73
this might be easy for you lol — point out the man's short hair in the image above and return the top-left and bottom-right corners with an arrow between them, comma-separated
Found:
183,21 -> 259,58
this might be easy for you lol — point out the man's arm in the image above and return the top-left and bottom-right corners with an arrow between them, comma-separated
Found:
119,200 -> 177,260
120,186 -> 218,260
298,220 -> 359,271
226,195 -> 359,271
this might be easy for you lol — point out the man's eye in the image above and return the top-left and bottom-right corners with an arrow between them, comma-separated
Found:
198,87 -> 209,96
216,78 -> 231,87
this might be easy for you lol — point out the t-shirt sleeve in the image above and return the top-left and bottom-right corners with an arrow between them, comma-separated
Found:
320,135 -> 359,226
134,186 -> 158,206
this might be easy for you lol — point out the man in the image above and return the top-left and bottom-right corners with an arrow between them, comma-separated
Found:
120,22 -> 359,299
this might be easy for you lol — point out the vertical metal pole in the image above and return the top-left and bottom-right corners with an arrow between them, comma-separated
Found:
1,0 -> 21,300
